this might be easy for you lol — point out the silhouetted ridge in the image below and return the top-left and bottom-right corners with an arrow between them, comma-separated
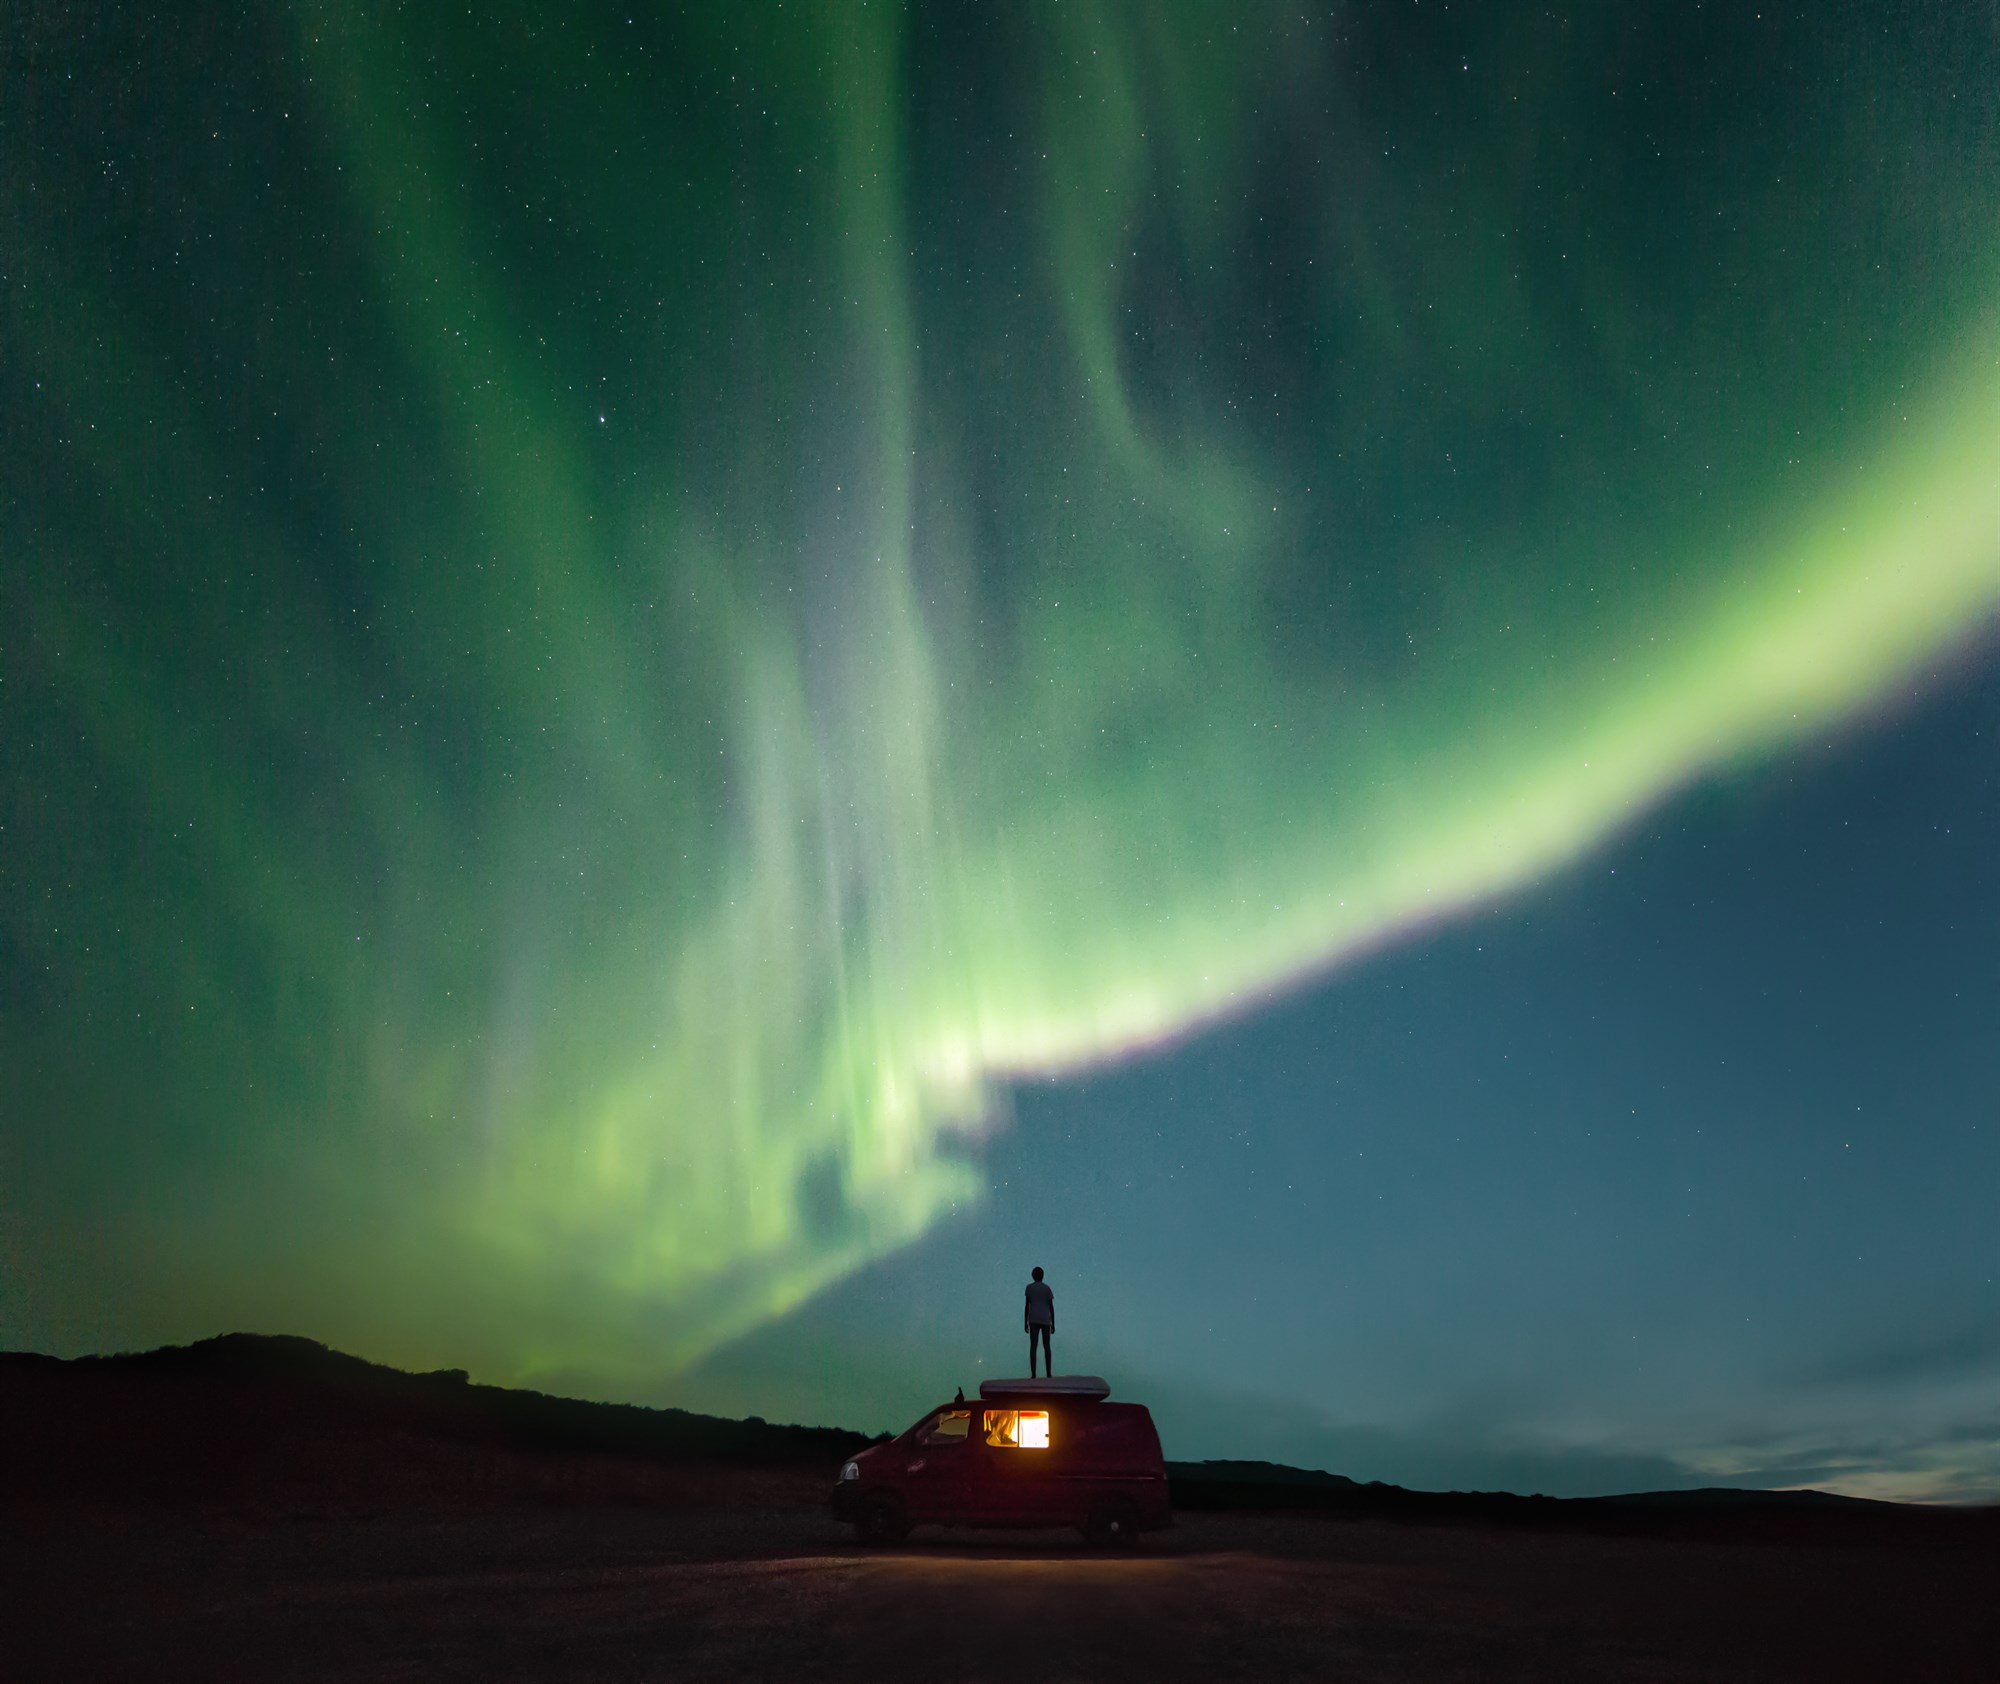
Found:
2,1336 -> 1967,1538
1597,1486 -> 1881,1509
1162,1456 -> 1921,1539
95,1332 -> 396,1382
0,1333 -> 882,1515
1166,1458 -> 1881,1510
1172,1458 -> 1362,1489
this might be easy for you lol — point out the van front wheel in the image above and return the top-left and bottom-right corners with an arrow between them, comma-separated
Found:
854,1491 -> 908,1546
1085,1500 -> 1140,1550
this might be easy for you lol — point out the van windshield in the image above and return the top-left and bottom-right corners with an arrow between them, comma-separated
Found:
983,1408 -> 1051,1449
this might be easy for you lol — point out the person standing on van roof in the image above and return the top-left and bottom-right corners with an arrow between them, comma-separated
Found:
1024,1266 -> 1055,1378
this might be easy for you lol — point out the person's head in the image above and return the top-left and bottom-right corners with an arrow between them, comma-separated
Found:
1031,1266 -> 1044,1282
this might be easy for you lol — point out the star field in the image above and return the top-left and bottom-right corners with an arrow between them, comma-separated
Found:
2,3 -> 1996,1492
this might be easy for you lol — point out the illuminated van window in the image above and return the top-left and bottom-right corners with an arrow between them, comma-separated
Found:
984,1409 -> 1051,1449
920,1409 -> 970,1444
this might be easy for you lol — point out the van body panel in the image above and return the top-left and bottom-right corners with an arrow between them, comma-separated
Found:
832,1396 -> 1170,1538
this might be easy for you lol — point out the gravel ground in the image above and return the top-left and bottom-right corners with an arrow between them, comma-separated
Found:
8,1499 -> 1995,1683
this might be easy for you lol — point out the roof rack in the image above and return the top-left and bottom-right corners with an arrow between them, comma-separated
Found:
978,1375 -> 1111,1401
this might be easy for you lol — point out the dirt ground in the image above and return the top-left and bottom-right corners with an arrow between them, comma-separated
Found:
8,1496 -> 1996,1684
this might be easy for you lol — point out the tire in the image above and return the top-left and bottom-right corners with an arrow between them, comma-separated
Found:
1085,1499 -> 1141,1550
853,1490 -> 909,1546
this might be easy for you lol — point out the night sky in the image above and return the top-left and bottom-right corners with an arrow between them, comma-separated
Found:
3,4 -> 1996,1500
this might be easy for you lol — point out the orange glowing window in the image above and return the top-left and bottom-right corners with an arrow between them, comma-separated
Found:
983,1408 -> 1051,1449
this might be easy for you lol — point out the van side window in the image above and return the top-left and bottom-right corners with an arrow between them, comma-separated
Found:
918,1409 -> 970,1445
983,1408 -> 1051,1449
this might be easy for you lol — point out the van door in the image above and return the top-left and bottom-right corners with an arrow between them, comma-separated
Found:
978,1405 -> 1064,1525
897,1406 -> 978,1525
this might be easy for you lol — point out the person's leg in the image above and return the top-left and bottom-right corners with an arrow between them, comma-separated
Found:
1027,1328 -> 1037,1376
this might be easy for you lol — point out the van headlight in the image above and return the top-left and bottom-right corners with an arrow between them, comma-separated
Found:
840,1460 -> 861,1481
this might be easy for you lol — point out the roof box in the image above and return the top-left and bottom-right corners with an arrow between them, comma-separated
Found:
979,1375 -> 1111,1401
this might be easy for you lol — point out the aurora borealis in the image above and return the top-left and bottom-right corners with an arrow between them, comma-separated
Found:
3,3 -> 1997,1492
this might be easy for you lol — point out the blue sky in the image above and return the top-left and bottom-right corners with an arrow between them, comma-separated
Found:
679,652 -> 2000,1500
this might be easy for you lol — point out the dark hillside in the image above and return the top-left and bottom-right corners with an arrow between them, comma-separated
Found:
0,1334 -> 880,1516
7,1336 -> 1996,1547
1164,1456 -> 2000,1546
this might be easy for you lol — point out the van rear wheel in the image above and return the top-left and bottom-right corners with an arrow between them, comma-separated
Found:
854,1491 -> 908,1546
1085,1499 -> 1140,1549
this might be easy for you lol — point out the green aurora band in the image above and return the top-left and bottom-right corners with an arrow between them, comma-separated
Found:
3,2 -> 1997,1385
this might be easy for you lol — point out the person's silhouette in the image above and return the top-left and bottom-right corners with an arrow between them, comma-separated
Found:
1024,1266 -> 1055,1377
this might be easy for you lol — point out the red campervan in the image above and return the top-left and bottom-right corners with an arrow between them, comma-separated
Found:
831,1376 -> 1170,1547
